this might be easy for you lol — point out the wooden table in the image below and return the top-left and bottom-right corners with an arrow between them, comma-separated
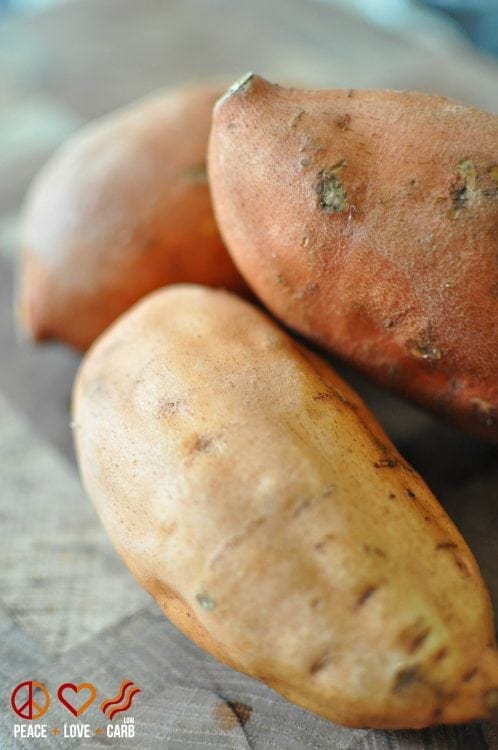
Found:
0,1 -> 497,747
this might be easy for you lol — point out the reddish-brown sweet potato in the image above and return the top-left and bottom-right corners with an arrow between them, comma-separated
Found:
209,74 -> 498,442
18,82 -> 247,351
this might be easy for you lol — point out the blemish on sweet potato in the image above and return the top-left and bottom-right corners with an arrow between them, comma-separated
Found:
374,458 -> 398,469
432,647 -> 449,663
436,542 -> 458,550
363,544 -> 386,558
196,592 -> 216,611
313,392 -> 334,402
454,556 -> 471,577
457,159 -> 477,191
310,651 -> 332,675
314,532 -> 336,553
409,339 -> 442,361
293,497 -> 312,518
290,110 -> 305,128
406,488 -> 416,499
462,667 -> 478,683
450,183 -> 468,211
298,281 -> 318,298
399,622 -> 432,654
334,113 -> 351,131
317,161 -> 349,212
156,399 -> 182,418
356,585 -> 378,608
393,667 -> 419,693
191,434 -> 214,453
450,159 -> 478,212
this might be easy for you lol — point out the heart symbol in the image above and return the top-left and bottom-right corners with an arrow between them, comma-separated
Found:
57,683 -> 96,717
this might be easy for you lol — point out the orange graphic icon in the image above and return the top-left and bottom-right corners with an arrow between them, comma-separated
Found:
57,682 -> 97,717
100,680 -> 141,720
11,681 -> 50,720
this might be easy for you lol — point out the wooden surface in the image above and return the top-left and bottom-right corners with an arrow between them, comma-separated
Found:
0,1 -> 497,747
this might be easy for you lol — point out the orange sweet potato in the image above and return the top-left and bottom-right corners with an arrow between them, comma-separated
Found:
209,74 -> 498,442
18,82 -> 247,351
73,285 -> 498,729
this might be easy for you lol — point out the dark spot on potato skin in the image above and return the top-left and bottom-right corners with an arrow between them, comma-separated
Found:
310,652 -> 332,676
450,182 -> 468,210
363,544 -> 386,558
196,592 -> 216,611
290,110 -> 305,128
373,458 -> 398,468
407,628 -> 431,654
389,492 -> 397,500
356,585 -> 378,608
432,647 -> 449,663
409,338 -> 442,361
316,164 -> 349,212
462,667 -> 478,683
454,556 -> 471,577
314,532 -> 336,553
436,542 -> 458,550
393,667 -> 419,693
334,113 -> 351,131
406,488 -> 416,499
293,497 -> 312,518
191,434 -> 214,452
313,392 -> 334,401
156,399 -> 182,418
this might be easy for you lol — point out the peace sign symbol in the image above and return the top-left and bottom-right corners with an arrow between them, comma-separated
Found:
11,681 -> 50,720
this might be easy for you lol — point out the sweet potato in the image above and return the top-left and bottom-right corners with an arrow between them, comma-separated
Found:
73,284 -> 498,729
208,74 -> 498,442
18,82 -> 247,351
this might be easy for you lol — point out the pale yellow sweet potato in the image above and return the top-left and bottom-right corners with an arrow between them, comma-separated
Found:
18,82 -> 247,351
73,284 -> 498,730
208,74 -> 498,442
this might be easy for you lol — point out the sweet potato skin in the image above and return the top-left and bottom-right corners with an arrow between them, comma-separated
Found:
18,82 -> 247,351
73,284 -> 498,729
208,75 -> 498,441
